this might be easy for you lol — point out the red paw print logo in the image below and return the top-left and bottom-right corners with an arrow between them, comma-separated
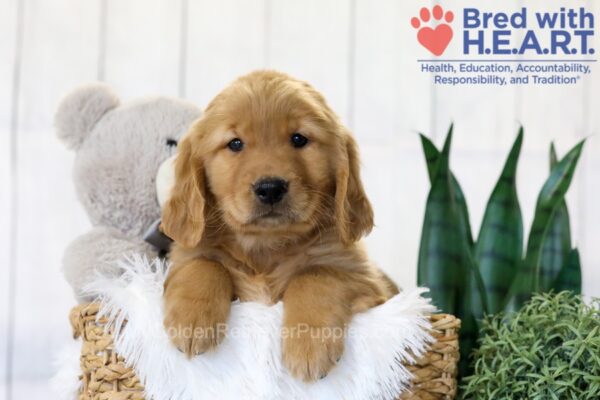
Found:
411,5 -> 454,56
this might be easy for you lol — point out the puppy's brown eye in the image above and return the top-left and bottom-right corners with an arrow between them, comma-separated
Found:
227,138 -> 244,152
290,133 -> 308,148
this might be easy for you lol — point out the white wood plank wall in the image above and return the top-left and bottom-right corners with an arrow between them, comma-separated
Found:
0,0 -> 598,397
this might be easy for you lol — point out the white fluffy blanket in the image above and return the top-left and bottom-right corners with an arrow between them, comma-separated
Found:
59,256 -> 436,400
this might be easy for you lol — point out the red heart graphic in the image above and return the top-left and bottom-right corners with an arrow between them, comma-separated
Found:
417,24 -> 453,56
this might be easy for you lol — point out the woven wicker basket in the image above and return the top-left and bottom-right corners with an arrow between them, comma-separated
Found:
69,303 -> 460,400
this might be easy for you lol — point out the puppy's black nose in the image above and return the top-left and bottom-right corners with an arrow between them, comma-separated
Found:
253,178 -> 288,204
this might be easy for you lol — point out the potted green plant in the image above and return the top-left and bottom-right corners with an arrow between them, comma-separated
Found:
417,125 -> 584,376
462,291 -> 600,399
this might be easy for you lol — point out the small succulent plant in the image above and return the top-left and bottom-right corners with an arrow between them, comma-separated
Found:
462,292 -> 600,399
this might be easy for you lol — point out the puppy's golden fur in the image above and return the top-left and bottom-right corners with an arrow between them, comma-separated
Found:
162,70 -> 398,381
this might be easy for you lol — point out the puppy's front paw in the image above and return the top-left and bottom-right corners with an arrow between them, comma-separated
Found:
163,294 -> 230,357
282,323 -> 345,382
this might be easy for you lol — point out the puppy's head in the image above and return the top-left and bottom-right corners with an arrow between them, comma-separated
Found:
162,71 -> 373,248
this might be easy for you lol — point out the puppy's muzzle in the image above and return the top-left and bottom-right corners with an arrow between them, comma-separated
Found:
253,177 -> 288,205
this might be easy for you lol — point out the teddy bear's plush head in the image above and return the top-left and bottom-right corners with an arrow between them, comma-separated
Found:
55,84 -> 201,237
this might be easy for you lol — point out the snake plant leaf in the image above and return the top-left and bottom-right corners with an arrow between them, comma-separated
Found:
539,143 -> 572,291
550,142 -> 559,167
474,128 -> 524,316
458,246 -> 489,378
419,126 -> 474,246
418,125 -> 487,376
420,133 -> 441,182
418,127 -> 487,379
504,139 -> 585,312
457,193 -> 489,378
418,127 -> 461,313
457,292 -> 479,378
553,248 -> 582,294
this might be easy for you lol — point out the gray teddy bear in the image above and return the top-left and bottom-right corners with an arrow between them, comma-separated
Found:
55,83 -> 201,302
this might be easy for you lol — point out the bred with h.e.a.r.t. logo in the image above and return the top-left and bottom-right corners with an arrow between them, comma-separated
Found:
411,5 -> 455,56
411,5 -> 595,57
463,7 -> 594,56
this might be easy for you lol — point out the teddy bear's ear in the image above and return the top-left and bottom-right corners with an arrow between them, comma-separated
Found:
54,83 -> 120,150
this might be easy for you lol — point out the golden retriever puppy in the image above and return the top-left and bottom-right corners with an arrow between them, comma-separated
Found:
161,70 -> 398,382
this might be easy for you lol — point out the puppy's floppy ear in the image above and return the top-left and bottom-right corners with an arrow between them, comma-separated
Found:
334,132 -> 374,244
161,136 -> 206,248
